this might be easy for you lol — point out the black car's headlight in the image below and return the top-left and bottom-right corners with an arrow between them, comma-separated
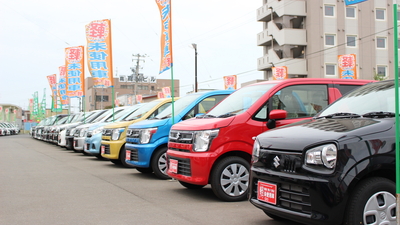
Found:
305,143 -> 337,170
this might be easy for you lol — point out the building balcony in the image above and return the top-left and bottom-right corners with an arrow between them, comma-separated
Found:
257,21 -> 306,46
257,49 -> 307,75
257,0 -> 306,22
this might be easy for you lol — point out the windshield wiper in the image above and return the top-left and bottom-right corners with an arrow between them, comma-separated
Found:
217,113 -> 236,118
314,112 -> 361,119
362,111 -> 395,118
197,114 -> 216,118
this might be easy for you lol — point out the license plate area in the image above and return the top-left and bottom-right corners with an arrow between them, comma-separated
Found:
257,181 -> 277,205
169,159 -> 178,173
125,150 -> 131,161
101,145 -> 105,154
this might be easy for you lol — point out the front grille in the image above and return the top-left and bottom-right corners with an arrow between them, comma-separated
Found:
168,156 -> 191,176
253,178 -> 311,215
168,130 -> 194,153
102,144 -> 110,154
126,129 -> 140,138
259,149 -> 302,173
128,148 -> 139,161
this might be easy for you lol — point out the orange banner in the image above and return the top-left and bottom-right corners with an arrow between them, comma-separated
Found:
86,19 -> 114,87
272,66 -> 288,80
58,66 -> 69,105
338,54 -> 357,79
156,0 -> 172,74
223,75 -> 237,90
65,46 -> 85,98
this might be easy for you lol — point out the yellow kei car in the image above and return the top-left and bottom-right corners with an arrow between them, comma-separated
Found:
100,98 -> 177,167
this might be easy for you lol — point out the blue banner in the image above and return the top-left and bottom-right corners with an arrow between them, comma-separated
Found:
344,0 -> 368,5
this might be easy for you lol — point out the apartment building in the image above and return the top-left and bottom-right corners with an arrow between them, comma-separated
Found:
84,77 -> 180,110
257,0 -> 397,80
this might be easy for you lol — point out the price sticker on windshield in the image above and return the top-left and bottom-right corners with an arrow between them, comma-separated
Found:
257,181 -> 277,205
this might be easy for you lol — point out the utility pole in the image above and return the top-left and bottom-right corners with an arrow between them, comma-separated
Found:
131,54 -> 146,104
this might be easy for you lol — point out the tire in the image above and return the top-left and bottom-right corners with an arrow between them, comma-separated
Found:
136,167 -> 153,173
151,147 -> 170,179
111,159 -> 122,165
119,146 -> 135,168
210,156 -> 250,202
344,177 -> 396,225
95,154 -> 104,160
179,181 -> 205,189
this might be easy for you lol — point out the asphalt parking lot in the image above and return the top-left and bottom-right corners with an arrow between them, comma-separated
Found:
0,134 -> 302,225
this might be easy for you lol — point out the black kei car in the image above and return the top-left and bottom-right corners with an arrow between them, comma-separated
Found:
249,80 -> 396,225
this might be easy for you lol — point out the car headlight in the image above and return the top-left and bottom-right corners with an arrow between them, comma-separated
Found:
92,126 -> 104,135
251,139 -> 260,163
193,129 -> 219,152
139,128 -> 157,144
111,128 -> 125,141
79,128 -> 88,137
305,143 -> 337,169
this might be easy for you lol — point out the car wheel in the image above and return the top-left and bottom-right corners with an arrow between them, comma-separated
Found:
344,177 -> 396,225
95,154 -> 104,160
151,147 -> 169,179
136,167 -> 153,173
178,181 -> 205,189
110,159 -> 122,165
210,156 -> 249,202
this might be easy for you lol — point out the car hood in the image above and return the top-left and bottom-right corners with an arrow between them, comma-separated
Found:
172,116 -> 235,130
128,118 -> 169,129
257,118 -> 394,151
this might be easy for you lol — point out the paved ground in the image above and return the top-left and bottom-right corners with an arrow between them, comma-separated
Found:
0,134 -> 302,225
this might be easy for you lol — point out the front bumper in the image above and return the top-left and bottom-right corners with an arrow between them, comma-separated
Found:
73,137 -> 85,150
101,139 -> 125,160
166,150 -> 214,185
83,133 -> 102,155
124,143 -> 158,168
248,167 -> 346,225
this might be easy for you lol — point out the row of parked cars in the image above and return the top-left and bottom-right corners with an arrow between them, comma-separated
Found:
30,78 -> 397,225
0,122 -> 19,136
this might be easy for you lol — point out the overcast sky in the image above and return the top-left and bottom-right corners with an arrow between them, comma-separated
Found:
0,0 -> 263,111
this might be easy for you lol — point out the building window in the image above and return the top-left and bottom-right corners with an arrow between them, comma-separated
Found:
376,37 -> 386,48
325,34 -> 336,46
120,85 -> 134,89
326,64 -> 336,76
151,86 -> 155,91
95,95 -> 109,102
376,9 -> 385,20
346,7 -> 356,18
324,5 -> 335,17
376,66 -> 387,77
346,35 -> 357,47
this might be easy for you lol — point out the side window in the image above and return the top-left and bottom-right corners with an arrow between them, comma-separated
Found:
336,85 -> 362,96
148,103 -> 171,119
183,95 -> 228,120
271,85 -> 328,119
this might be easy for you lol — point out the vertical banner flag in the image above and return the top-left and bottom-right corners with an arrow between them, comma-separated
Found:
86,19 -> 114,87
272,66 -> 288,80
223,75 -> 237,90
162,87 -> 171,98
46,74 -> 58,111
58,66 -> 69,105
338,54 -> 357,79
136,95 -> 143,104
156,0 -> 172,74
344,0 -> 368,6
33,92 -> 39,116
0,105 -> 2,120
65,46 -> 85,98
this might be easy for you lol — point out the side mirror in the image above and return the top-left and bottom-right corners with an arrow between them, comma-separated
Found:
267,110 -> 287,129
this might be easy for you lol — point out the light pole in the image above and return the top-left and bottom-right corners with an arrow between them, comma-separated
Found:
191,43 -> 198,93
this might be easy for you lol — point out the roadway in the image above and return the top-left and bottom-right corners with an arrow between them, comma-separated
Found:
0,134 -> 301,225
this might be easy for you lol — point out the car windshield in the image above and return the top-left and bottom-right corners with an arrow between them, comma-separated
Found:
55,116 -> 68,125
123,101 -> 165,121
107,104 -> 144,122
318,81 -> 394,118
207,83 -> 276,117
155,94 -> 203,119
